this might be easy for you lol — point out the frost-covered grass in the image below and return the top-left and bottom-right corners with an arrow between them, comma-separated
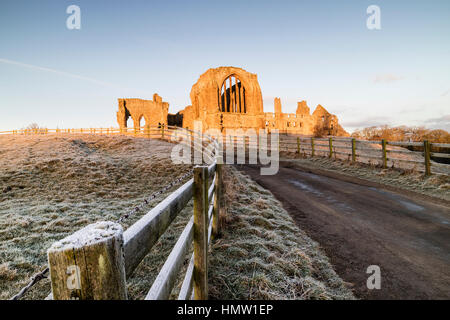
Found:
208,166 -> 355,300
0,134 -> 192,300
281,156 -> 450,201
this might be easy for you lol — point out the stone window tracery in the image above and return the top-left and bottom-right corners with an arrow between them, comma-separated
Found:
219,75 -> 246,113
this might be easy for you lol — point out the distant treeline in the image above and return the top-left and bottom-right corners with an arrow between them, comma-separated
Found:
351,125 -> 450,143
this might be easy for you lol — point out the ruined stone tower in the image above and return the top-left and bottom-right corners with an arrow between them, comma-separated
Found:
181,66 -> 265,133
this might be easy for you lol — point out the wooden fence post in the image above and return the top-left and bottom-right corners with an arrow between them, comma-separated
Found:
311,137 -> 315,157
297,137 -> 300,155
328,137 -> 333,158
47,221 -> 127,300
424,140 -> 431,176
161,124 -> 165,140
351,138 -> 356,162
212,164 -> 222,239
193,166 -> 208,300
381,139 -> 387,168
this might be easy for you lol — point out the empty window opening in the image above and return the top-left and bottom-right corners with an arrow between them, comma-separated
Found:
219,75 -> 246,113
138,116 -> 146,129
126,116 -> 133,128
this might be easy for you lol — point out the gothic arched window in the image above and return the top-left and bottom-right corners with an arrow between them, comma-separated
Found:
218,75 -> 246,113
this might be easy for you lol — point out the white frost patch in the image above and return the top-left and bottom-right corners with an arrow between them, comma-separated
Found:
288,179 -> 355,213
288,179 -> 323,196
369,187 -> 425,212
48,221 -> 122,251
397,200 -> 424,212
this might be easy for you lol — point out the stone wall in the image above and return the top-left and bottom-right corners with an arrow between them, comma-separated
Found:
263,100 -> 348,136
117,93 -> 168,129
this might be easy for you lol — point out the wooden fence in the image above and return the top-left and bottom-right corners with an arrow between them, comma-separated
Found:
0,126 -> 175,139
210,134 -> 449,176
0,125 -> 219,162
1,127 -> 449,175
278,135 -> 450,176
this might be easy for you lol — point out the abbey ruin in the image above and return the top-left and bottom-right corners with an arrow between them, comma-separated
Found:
116,66 -> 348,136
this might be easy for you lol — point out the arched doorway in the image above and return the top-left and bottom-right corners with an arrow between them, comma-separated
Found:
126,116 -> 133,129
219,75 -> 246,113
138,115 -> 145,129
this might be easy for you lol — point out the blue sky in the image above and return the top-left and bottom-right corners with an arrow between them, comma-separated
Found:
0,0 -> 449,132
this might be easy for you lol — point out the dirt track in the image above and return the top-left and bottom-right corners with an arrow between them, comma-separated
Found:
238,163 -> 450,299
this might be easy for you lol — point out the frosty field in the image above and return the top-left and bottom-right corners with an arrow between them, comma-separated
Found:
0,134 -> 192,299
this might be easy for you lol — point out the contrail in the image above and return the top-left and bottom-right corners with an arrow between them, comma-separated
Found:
0,58 -> 145,93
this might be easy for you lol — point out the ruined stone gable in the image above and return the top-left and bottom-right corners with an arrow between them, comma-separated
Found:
184,66 -> 265,133
117,93 -> 168,129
